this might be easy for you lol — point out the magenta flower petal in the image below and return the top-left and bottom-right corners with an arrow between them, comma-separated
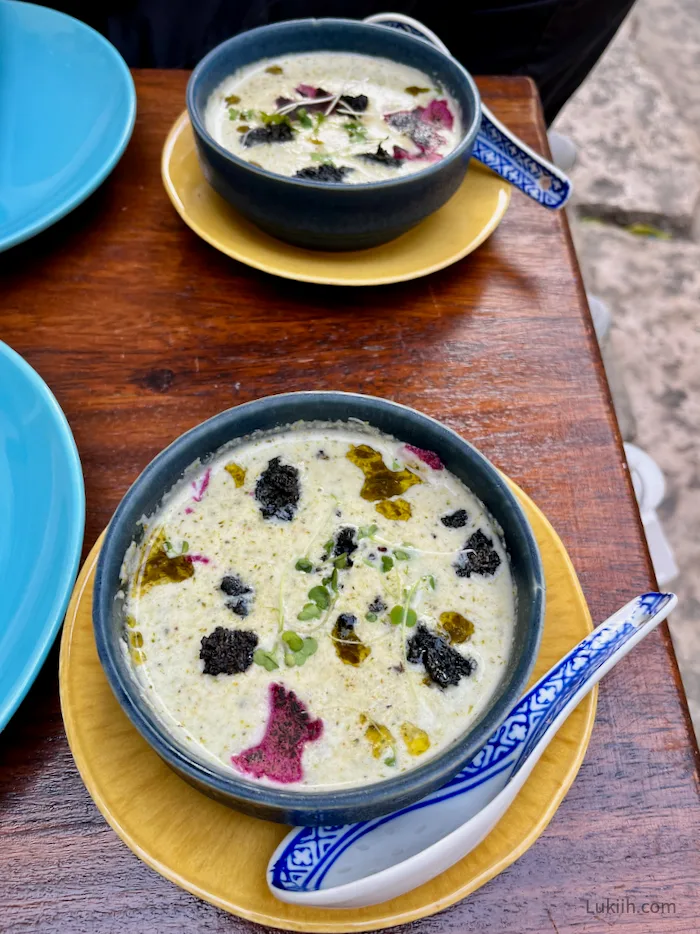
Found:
185,554 -> 210,564
231,683 -> 323,784
405,444 -> 445,470
421,99 -> 454,130
191,468 -> 211,503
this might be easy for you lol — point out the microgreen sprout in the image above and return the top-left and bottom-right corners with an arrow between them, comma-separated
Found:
297,603 -> 322,621
162,540 -> 189,557
308,585 -> 330,609
253,649 -> 279,671
297,107 -> 313,129
343,121 -> 367,143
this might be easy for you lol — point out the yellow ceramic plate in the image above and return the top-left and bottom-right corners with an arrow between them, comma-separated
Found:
161,112 -> 511,286
60,479 -> 595,932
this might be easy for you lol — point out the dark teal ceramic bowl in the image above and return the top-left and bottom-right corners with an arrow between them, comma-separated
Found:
93,393 -> 544,826
186,19 -> 481,250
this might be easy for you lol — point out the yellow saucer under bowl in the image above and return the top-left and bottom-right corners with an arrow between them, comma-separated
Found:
60,478 -> 595,933
161,112 -> 511,286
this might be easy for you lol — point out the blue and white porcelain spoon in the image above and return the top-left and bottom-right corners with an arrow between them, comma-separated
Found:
363,12 -> 572,209
268,591 -> 676,907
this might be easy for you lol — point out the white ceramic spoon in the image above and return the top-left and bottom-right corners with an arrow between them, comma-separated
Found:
268,591 -> 677,908
363,12 -> 572,209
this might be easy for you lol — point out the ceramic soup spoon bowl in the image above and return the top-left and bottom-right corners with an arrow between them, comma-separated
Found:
364,13 -> 572,210
269,591 -> 676,907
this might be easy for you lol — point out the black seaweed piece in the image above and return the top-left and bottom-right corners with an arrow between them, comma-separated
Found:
340,93 -> 369,112
368,595 -> 388,614
386,111 -> 440,151
411,121 -> 440,149
359,145 -> 403,168
454,529 -> 501,578
333,527 -> 357,566
200,627 -> 258,676
441,508 -> 469,529
294,164 -> 352,182
406,624 -> 476,688
227,596 -> 251,617
220,575 -> 252,597
335,613 -> 358,640
243,123 -> 294,147
220,574 -> 254,617
386,112 -> 416,134
255,456 -> 301,521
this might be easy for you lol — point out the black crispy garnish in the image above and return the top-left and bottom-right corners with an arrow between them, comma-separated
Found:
359,145 -> 402,168
340,93 -> 369,112
333,527 -> 357,566
220,574 -> 254,617
292,87 -> 368,115
335,613 -> 357,641
243,123 -> 294,147
406,624 -> 476,688
332,613 -> 371,666
441,508 -> 469,529
255,457 -> 300,521
368,595 -> 388,614
200,627 -> 258,675
294,164 -> 352,182
454,529 -> 501,578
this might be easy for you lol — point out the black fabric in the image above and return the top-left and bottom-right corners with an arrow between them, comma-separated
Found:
55,0 -> 636,124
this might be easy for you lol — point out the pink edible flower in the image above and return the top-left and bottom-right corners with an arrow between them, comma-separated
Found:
191,468 -> 211,503
392,145 -> 442,164
231,683 -> 323,784
421,99 -> 454,130
185,554 -> 210,564
184,507 -> 194,515
405,444 -> 444,470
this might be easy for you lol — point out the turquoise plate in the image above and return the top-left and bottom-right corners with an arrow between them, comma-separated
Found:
0,0 -> 136,252
0,342 -> 85,730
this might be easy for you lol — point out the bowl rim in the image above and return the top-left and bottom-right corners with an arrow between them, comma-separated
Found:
93,391 -> 544,820
185,17 -> 482,193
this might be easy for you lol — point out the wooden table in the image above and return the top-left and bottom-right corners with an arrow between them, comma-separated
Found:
2,71 -> 699,934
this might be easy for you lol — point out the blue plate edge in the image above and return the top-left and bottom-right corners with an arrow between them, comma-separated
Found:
0,341 -> 86,731
0,0 -> 137,253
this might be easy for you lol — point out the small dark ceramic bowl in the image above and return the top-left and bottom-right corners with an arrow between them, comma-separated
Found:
94,393 -> 544,826
186,19 -> 481,250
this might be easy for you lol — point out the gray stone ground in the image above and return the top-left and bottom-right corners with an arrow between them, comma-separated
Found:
554,0 -> 700,737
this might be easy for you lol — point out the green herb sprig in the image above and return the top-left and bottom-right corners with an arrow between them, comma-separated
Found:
282,631 -> 318,666
297,107 -> 313,129
343,121 -> 367,143
162,539 -> 189,557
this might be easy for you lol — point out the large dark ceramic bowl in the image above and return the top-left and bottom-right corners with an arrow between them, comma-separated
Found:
186,19 -> 481,250
93,393 -> 544,826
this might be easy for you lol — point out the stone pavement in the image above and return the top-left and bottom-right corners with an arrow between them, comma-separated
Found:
553,0 -> 700,737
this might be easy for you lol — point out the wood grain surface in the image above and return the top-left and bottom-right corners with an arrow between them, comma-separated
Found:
1,71 -> 699,934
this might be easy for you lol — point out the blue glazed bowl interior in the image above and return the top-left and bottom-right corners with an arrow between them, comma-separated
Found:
94,393 -> 544,826
187,18 -> 481,190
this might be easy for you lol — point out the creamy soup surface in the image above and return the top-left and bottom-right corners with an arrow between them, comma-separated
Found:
204,52 -> 462,184
121,423 -> 515,790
